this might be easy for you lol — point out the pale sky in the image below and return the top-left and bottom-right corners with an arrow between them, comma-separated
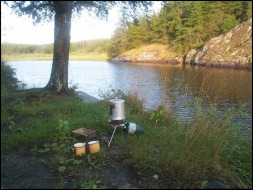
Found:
1,2 -> 162,45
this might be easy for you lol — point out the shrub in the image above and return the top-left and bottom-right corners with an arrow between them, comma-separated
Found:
1,59 -> 20,95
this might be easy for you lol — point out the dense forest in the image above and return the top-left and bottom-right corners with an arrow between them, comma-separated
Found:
1,1 -> 252,58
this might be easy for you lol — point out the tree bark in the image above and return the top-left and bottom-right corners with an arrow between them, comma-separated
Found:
45,2 -> 72,94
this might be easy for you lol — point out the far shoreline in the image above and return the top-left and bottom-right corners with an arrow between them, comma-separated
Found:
3,55 -> 252,71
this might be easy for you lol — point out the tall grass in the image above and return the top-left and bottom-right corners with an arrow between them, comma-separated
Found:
114,88 -> 252,188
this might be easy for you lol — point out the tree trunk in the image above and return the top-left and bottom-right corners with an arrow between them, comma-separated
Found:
45,2 -> 72,94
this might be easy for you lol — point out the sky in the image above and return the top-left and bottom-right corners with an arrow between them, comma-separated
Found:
1,2 -> 162,45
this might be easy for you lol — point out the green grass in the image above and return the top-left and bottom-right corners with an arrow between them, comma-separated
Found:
1,88 -> 252,189
1,52 -> 108,61
69,52 -> 108,61
1,53 -> 53,61
122,43 -> 178,61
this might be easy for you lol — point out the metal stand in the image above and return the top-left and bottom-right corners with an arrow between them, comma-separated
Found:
108,123 -> 124,147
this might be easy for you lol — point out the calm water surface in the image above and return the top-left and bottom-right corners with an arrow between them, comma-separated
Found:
6,60 -> 252,133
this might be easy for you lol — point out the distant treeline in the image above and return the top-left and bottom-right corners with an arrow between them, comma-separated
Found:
108,1 -> 252,58
1,39 -> 110,55
1,1 -> 252,59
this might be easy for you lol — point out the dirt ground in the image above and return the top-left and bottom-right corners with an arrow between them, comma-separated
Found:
1,144 -> 143,189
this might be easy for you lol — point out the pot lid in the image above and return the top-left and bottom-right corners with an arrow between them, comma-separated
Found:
109,99 -> 125,104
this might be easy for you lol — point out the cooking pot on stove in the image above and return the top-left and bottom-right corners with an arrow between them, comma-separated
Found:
109,98 -> 125,124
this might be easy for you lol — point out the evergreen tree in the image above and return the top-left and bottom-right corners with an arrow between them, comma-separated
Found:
107,26 -> 128,58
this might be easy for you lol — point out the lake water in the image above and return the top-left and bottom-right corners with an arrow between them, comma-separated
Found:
6,60 -> 252,134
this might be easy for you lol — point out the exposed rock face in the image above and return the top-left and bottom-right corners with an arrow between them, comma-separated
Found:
107,56 -> 132,63
108,51 -> 178,64
185,18 -> 252,69
137,51 -> 160,61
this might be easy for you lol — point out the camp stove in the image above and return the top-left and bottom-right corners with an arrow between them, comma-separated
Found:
108,98 -> 125,147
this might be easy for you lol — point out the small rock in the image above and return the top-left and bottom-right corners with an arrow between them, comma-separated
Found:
152,174 -> 159,180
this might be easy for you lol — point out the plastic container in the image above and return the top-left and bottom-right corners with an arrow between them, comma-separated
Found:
123,122 -> 144,134
88,140 -> 100,153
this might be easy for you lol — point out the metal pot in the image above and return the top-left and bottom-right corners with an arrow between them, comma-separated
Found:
109,99 -> 125,124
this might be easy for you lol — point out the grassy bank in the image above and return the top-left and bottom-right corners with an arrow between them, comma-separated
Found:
121,44 -> 178,61
1,88 -> 252,189
1,52 -> 108,61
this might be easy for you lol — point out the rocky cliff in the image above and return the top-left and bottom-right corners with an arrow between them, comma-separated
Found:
185,18 -> 252,69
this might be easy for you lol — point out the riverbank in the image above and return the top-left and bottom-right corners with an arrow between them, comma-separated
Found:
107,57 -> 253,70
1,89 -> 252,189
